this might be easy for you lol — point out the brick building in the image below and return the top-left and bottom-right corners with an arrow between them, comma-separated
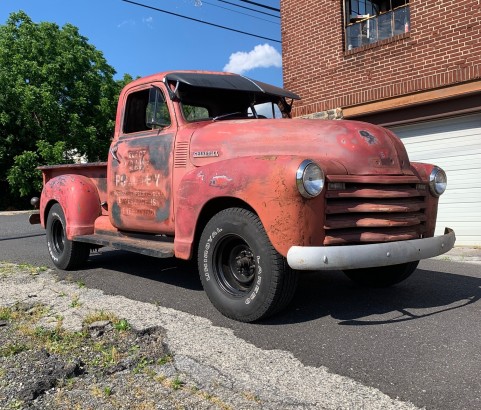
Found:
281,0 -> 481,245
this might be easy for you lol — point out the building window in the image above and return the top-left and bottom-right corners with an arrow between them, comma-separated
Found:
344,0 -> 410,50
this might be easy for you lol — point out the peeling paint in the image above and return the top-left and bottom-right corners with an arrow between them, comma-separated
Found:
209,175 -> 233,188
359,130 -> 378,145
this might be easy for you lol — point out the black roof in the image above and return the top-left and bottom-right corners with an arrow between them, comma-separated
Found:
165,72 -> 301,100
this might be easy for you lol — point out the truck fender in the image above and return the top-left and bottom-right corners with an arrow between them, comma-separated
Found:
174,156 -> 325,259
410,161 -> 440,237
40,174 -> 102,240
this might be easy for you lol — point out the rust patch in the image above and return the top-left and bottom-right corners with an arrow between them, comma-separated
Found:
257,155 -> 278,161
359,130 -> 378,145
209,175 -> 233,188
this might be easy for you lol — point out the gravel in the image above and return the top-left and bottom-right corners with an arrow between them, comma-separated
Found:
0,262 -> 421,410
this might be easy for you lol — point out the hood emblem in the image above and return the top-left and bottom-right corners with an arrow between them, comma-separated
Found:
193,150 -> 219,158
359,130 -> 378,145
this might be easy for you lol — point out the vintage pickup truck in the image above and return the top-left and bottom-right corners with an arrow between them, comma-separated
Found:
30,71 -> 456,322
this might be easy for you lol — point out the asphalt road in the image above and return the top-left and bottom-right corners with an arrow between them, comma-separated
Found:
2,212 -> 481,409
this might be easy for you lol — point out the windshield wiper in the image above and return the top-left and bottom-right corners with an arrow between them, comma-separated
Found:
212,112 -> 242,122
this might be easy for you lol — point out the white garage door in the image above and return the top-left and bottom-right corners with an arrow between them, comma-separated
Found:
390,113 -> 481,246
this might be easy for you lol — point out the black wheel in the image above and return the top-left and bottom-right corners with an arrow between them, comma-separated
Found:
198,208 -> 298,322
343,261 -> 419,288
46,203 -> 90,270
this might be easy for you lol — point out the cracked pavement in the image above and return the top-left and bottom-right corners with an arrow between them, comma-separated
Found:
0,262 -> 420,409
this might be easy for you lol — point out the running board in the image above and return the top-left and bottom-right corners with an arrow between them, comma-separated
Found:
74,234 -> 175,259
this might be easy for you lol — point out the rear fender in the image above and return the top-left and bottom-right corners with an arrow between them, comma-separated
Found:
174,156 -> 327,259
40,174 -> 102,239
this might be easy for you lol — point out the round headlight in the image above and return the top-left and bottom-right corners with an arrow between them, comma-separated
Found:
296,160 -> 325,198
429,167 -> 447,197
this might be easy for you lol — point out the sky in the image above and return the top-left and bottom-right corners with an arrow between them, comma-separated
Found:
0,0 -> 283,86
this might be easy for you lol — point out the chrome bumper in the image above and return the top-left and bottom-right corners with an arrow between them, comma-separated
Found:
287,228 -> 456,271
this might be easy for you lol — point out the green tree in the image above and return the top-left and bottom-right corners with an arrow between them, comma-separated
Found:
0,11 -> 129,208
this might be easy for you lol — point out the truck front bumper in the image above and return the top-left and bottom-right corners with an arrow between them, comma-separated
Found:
287,228 -> 456,271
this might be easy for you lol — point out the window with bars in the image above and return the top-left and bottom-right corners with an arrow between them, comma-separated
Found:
344,0 -> 410,51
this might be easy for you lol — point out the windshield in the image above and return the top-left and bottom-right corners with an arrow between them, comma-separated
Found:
178,87 -> 289,122
164,73 -> 299,122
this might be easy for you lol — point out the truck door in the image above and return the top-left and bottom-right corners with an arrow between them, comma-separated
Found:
107,84 -> 176,234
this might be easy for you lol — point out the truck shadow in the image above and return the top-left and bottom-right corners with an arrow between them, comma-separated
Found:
59,249 -> 481,327
74,249 -> 203,292
265,264 -> 481,325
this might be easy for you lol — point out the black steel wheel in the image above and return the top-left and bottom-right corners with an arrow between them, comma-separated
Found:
343,261 -> 419,288
198,208 -> 298,322
46,203 -> 90,270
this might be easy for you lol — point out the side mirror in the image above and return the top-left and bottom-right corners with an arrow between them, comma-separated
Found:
146,87 -> 171,128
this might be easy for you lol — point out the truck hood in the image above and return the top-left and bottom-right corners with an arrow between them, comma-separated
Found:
189,118 -> 413,176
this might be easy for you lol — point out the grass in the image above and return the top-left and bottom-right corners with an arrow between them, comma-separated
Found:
133,357 -> 153,374
83,311 -> 132,335
31,326 -> 88,354
0,307 -> 12,321
0,342 -> 29,357
90,341 -> 123,368
83,310 -> 119,326
243,391 -> 261,403
157,354 -> 173,366
113,318 -> 131,332
5,399 -> 24,410
70,295 -> 82,308
101,346 -> 121,366
0,261 -> 48,276
170,376 -> 184,390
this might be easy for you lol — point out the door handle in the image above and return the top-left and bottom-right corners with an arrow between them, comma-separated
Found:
110,145 -> 120,163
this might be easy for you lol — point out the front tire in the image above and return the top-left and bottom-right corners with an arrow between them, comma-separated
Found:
343,261 -> 419,287
46,203 -> 90,270
198,208 -> 298,322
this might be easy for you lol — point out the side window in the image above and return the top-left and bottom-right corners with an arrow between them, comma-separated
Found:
182,104 -> 210,121
123,88 -> 171,134
248,102 -> 282,119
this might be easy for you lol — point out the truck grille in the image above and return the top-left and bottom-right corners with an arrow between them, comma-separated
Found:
324,177 -> 427,246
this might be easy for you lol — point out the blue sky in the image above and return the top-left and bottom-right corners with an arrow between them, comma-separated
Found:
0,0 -> 283,85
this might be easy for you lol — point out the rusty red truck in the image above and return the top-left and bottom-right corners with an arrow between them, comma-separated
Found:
30,71 -> 456,322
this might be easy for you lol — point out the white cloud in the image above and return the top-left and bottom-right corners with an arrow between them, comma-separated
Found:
117,17 -> 153,29
142,16 -> 154,29
117,19 -> 136,28
223,44 -> 282,75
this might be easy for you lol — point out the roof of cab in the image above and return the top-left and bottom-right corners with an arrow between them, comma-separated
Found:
125,70 -> 301,100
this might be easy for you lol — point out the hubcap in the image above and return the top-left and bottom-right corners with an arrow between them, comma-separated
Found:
214,235 -> 257,296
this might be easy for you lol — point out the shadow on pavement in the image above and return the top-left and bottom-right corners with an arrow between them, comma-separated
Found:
264,266 -> 481,325
50,247 -> 481,326
56,248 -> 203,292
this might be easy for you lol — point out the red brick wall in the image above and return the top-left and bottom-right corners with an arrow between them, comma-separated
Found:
281,0 -> 481,117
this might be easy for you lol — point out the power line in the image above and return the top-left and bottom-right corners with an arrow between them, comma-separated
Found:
121,0 -> 281,42
216,0 -> 279,18
239,0 -> 280,12
200,0 -> 279,25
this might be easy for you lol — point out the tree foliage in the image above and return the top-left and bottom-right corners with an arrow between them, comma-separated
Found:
0,11 -> 131,208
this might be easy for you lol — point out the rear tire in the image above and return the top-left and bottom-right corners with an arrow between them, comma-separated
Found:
343,261 -> 419,287
198,208 -> 298,322
46,203 -> 90,270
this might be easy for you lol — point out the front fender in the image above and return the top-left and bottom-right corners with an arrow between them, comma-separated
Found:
40,174 -> 101,239
174,156 -> 327,259
410,162 -> 441,237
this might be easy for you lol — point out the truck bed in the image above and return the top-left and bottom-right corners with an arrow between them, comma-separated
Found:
39,162 -> 108,205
